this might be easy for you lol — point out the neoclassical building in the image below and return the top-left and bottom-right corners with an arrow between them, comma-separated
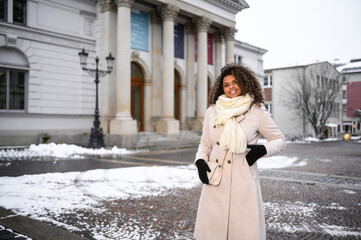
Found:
0,0 -> 268,147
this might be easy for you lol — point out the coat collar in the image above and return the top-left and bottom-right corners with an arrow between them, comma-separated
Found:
236,114 -> 245,123
236,106 -> 253,123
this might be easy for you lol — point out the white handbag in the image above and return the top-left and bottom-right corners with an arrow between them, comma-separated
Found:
206,151 -> 228,186
207,161 -> 223,186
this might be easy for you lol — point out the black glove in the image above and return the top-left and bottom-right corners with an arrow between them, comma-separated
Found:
246,144 -> 267,166
195,159 -> 211,184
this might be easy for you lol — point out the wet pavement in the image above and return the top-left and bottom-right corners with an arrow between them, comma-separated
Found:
0,140 -> 360,239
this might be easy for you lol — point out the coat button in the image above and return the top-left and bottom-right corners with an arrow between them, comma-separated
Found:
228,160 -> 231,164
217,141 -> 220,145
213,125 -> 216,128
216,159 -> 219,163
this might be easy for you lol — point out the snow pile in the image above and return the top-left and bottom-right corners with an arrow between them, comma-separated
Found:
0,165 -> 199,219
289,137 -> 341,143
257,156 -> 301,169
0,143 -> 137,160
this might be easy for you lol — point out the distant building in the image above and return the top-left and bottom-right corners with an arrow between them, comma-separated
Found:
337,59 -> 361,135
264,62 -> 343,138
234,40 -> 267,85
0,0 -> 267,147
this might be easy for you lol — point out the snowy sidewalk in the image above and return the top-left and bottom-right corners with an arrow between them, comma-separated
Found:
0,141 -> 360,239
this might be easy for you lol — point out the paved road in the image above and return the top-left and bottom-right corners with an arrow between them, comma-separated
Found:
0,140 -> 360,239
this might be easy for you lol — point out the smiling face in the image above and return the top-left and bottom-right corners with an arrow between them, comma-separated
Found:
223,74 -> 242,98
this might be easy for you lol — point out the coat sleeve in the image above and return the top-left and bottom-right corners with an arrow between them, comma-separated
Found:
257,106 -> 287,157
194,107 -> 213,163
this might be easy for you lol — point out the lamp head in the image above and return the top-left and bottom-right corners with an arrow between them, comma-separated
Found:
78,48 -> 89,68
106,53 -> 115,72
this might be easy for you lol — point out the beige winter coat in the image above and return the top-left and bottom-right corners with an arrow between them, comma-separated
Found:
194,104 -> 286,240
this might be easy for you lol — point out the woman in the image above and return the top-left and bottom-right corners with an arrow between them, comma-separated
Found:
194,63 -> 286,240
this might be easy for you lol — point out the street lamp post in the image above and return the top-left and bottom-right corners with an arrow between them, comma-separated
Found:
78,48 -> 115,149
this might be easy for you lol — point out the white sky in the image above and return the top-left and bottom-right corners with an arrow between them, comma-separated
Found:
235,0 -> 361,69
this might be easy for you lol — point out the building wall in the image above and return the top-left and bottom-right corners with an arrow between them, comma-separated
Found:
0,0 -> 268,146
234,40 -> 266,83
0,0 -> 97,137
342,71 -> 361,135
271,68 -> 305,136
268,62 -> 343,138
346,80 -> 361,118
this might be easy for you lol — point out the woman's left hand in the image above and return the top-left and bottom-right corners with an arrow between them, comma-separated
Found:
246,144 -> 267,166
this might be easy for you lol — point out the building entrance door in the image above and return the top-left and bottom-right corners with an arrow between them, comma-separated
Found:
131,62 -> 144,131
174,70 -> 181,120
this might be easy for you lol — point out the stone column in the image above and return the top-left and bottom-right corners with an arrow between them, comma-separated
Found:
185,22 -> 195,129
99,0 -> 117,133
109,0 -> 137,135
155,4 -> 180,135
192,17 -> 212,131
224,27 -> 237,64
150,9 -> 162,130
214,30 -> 223,79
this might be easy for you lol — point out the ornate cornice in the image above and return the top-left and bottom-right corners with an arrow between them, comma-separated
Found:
214,29 -> 223,41
115,0 -> 134,8
204,0 -> 249,14
99,0 -> 117,12
193,17 -> 212,32
185,21 -> 195,34
0,23 -> 95,50
223,27 -> 237,41
149,8 -> 162,25
157,4 -> 179,22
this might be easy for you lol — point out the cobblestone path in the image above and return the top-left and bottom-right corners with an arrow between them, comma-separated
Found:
49,169 -> 360,240
260,169 -> 361,190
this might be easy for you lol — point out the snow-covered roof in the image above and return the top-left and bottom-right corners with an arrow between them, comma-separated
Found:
337,59 -> 361,74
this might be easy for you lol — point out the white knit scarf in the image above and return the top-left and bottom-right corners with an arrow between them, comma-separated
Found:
215,94 -> 253,153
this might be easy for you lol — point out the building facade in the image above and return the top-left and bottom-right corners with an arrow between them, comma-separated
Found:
338,59 -> 361,135
234,39 -> 267,84
0,0 -> 269,147
264,62 -> 343,138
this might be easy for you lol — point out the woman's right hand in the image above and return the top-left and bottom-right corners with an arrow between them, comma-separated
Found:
195,159 -> 211,184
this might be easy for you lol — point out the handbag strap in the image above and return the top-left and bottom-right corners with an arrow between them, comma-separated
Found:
208,149 -> 229,169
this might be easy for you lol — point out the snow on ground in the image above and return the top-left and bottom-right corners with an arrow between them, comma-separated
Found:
0,165 -> 198,216
258,137 -> 346,144
1,154 -> 359,238
264,201 -> 361,237
0,143 -> 139,160
258,156 -> 301,169
0,155 -> 305,239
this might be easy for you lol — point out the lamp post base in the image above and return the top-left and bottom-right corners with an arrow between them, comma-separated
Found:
88,127 -> 105,149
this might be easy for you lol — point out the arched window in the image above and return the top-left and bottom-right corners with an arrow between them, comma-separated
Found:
0,47 -> 29,111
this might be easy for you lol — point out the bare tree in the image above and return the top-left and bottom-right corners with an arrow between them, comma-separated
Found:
282,63 -> 342,137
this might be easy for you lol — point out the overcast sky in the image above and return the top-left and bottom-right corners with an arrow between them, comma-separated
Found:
235,0 -> 361,69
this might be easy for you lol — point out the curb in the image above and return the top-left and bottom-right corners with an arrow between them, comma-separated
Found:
0,207 -> 88,240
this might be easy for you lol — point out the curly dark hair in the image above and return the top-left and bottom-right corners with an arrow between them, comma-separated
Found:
209,62 -> 265,106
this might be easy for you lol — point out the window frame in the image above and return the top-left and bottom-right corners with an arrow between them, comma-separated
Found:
233,54 -> 242,64
12,0 -> 26,25
0,0 -> 7,22
0,0 -> 27,25
264,75 -> 272,88
0,67 -> 28,113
